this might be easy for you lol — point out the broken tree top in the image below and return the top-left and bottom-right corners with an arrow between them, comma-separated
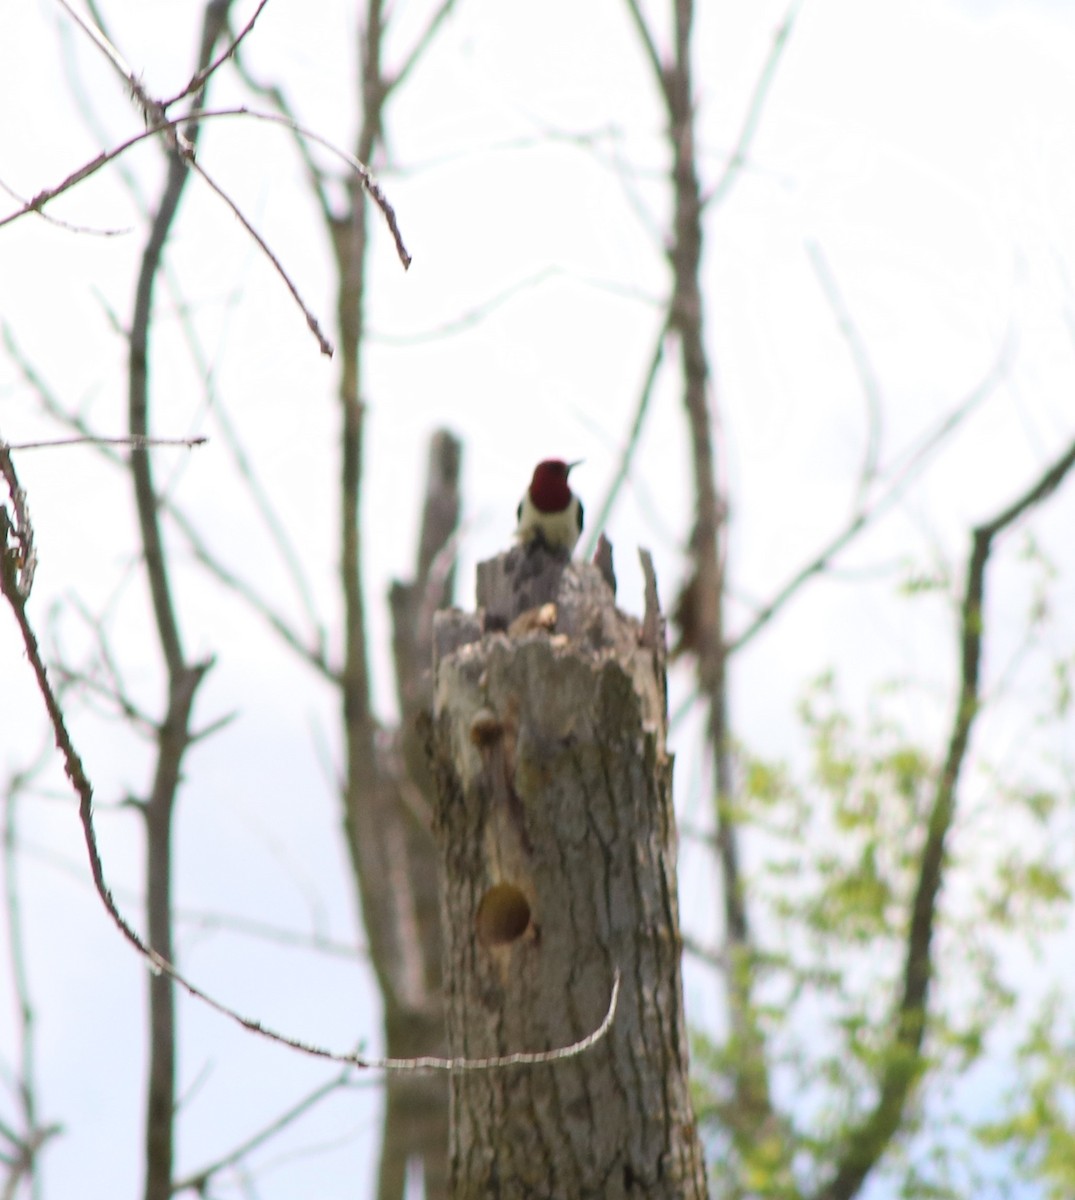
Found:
427,540 -> 707,1197
435,538 -> 663,673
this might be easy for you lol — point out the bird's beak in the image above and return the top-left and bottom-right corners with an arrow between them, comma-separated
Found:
566,459 -> 584,473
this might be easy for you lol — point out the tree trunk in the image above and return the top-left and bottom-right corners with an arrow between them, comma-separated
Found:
341,432 -> 457,1199
431,547 -> 708,1199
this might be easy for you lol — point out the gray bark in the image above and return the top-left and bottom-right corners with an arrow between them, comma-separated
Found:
431,546 -> 708,1199
343,432 -> 458,1199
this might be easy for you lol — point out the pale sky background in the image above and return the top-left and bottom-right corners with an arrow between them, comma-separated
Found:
2,0 -> 1075,1197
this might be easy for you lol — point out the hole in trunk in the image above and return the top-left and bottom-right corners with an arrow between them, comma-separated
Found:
475,883 -> 531,946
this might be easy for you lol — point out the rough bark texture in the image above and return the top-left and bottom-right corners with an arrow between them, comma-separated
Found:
128,8 -> 231,1196
340,431 -> 456,1200
431,546 -> 708,1200
328,10 -> 455,1192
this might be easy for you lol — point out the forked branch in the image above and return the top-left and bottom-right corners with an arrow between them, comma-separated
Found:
817,430 -> 1075,1200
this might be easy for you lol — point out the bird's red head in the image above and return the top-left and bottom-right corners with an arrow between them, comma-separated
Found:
529,458 -> 580,514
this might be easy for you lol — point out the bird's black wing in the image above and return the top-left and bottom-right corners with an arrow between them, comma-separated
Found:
576,497 -> 585,534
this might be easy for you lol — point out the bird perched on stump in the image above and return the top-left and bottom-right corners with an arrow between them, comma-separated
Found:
516,459 -> 584,555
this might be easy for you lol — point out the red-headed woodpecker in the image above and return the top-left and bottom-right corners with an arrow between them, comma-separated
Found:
516,459 -> 584,555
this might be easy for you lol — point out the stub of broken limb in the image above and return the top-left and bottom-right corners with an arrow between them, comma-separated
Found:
432,536 -> 667,753
439,534 -> 661,654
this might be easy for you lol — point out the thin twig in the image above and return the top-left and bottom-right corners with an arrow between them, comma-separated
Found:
163,0 -> 273,108
171,1070 -> 353,1194
54,0 -> 175,142
189,158 -> 334,356
581,320 -> 668,560
57,14 -> 151,214
388,0 -> 460,95
14,835 -> 364,959
0,174 -> 128,236
35,40 -> 327,639
0,106 -> 411,270
2,744 -> 56,1200
622,0 -> 665,94
64,594 -> 160,732
3,326 -> 330,678
682,932 -> 728,971
229,54 -> 332,219
807,239 -> 882,510
727,331 -> 1014,655
177,909 -> 363,959
0,443 -> 36,599
200,394 -> 328,656
369,267 -> 559,344
706,0 -> 804,211
54,0 -> 137,91
50,665 -> 157,738
5,435 -> 205,452
167,504 -> 335,680
0,522 -> 621,1073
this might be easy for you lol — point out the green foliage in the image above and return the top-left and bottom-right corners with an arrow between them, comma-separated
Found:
691,666 -> 1075,1200
975,998 -> 1075,1200
897,566 -> 951,598
1050,655 -> 1073,719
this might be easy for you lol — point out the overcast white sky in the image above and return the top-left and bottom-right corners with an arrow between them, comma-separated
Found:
2,0 -> 1075,1197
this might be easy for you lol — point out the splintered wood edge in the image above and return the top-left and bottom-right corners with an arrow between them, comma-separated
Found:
432,609 -> 484,665
593,533 -> 617,595
638,548 -> 664,658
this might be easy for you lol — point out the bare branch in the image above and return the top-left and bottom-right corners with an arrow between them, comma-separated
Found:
0,1122 -> 62,1200
122,17 -> 236,1194
229,55 -> 333,219
0,174 -> 129,235
0,443 -> 36,599
978,439 -> 1075,537
388,0 -> 460,95
60,594 -> 160,733
167,504 -> 335,680
55,0 -> 179,144
54,0 -> 139,92
0,129 -> 152,229
2,324 -> 123,468
581,320 -> 668,559
652,0 -> 782,1163
3,325 -> 330,680
175,908 -> 362,959
817,429 -> 1075,1200
728,332 -> 1013,655
0,513 -> 621,1074
706,0 -> 804,211
6,435 -> 205,452
372,268 -> 658,345
201,397 -> 327,655
163,0 -> 273,108
623,0 -> 666,94
0,105 -> 411,269
10,74 -> 325,637
393,973 -> 621,1072
171,1070 -> 353,1195
370,268 -> 559,344
2,745 -> 59,1199
807,239 -> 882,508
189,158 -> 335,356
682,933 -> 728,972
51,664 -> 158,739
13,835 -> 363,960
